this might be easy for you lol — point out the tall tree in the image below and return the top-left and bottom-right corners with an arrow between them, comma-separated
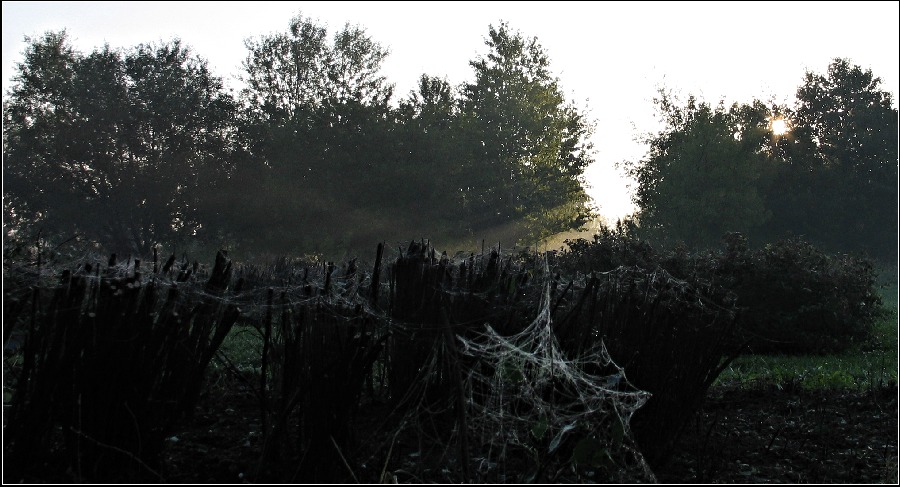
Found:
768,58 -> 899,259
3,31 -> 238,253
233,13 -> 401,253
626,92 -> 773,249
460,22 -> 594,241
393,75 -> 469,237
241,14 -> 392,123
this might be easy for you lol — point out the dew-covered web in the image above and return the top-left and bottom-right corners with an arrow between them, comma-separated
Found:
3,248 -> 375,321
5,246 -> 664,482
456,257 -> 657,483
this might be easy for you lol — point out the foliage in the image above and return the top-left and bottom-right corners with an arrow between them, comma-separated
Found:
762,58 -> 899,260
226,13 -> 398,254
713,237 -> 886,355
232,17 -> 597,253
3,31 -> 239,254
3,17 -> 598,258
554,220 -> 657,272
460,22 -> 594,241
241,14 -> 392,120
556,229 -> 885,355
718,281 -> 897,391
624,92 -> 773,249
626,59 -> 898,261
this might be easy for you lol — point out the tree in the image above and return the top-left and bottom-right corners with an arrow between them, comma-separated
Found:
3,31 -> 238,253
766,58 -> 898,259
393,75 -> 469,236
626,91 -> 773,249
232,13 -> 402,253
459,22 -> 594,241
241,13 -> 392,124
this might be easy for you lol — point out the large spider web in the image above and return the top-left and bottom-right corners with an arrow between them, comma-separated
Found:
457,258 -> 656,483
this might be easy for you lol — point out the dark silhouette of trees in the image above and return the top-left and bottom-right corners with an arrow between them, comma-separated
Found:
625,92 -> 773,249
627,59 -> 897,261
20,18 -> 892,261
3,31 -> 239,253
762,59 -> 899,259
394,75 -> 469,238
459,22 -> 594,241
216,15 -> 597,254
228,13 -> 399,254
3,17 -> 598,257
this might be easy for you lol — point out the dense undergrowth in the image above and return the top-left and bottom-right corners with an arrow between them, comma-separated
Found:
717,280 -> 898,391
2,233 -> 891,483
556,230 -> 887,355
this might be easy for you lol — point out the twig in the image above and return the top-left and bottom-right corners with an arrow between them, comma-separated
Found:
331,435 -> 360,483
212,349 -> 258,390
260,288 -> 273,437
441,300 -> 471,483
69,427 -> 165,482
765,423 -> 786,453
393,468 -> 425,483
380,427 -> 401,483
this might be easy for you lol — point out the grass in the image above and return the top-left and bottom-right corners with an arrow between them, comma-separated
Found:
717,279 -> 899,391
206,324 -> 265,388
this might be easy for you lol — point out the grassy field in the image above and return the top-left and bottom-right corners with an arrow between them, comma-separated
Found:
717,277 -> 899,391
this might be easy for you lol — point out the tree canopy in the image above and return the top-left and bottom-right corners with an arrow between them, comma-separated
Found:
625,93 -> 772,249
770,59 -> 899,258
3,16 -> 597,258
460,22 -> 594,241
626,59 -> 898,260
3,31 -> 239,253
4,18 -> 894,263
218,17 -> 596,254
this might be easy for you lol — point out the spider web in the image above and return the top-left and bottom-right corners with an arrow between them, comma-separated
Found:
457,257 -> 656,483
4,246 -> 661,482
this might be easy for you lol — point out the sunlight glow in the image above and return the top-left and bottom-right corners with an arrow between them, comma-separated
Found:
771,118 -> 789,136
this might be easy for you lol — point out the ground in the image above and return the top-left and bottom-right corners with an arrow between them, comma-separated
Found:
160,380 -> 899,484
658,383 -> 898,484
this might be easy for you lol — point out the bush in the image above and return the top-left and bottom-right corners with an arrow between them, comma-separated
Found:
557,229 -> 885,355
3,251 -> 240,483
555,224 -> 657,272
717,237 -> 884,355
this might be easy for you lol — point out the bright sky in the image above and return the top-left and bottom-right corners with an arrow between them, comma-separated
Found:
3,1 -> 899,222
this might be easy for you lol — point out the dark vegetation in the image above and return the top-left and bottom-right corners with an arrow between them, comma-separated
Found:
3,17 -> 593,258
3,250 -> 239,482
3,13 -> 896,263
3,9 -> 898,484
560,231 -> 886,355
2,234 -> 893,483
625,62 -> 898,260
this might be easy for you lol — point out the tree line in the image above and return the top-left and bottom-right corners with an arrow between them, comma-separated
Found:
626,59 -> 898,260
3,12 -> 897,261
3,15 -> 592,258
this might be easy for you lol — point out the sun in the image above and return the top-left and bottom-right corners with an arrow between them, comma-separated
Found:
770,118 -> 789,136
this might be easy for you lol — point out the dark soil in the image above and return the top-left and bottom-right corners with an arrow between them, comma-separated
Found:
159,379 -> 899,484
657,383 -> 898,484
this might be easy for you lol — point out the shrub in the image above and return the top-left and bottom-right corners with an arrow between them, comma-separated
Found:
718,237 -> 884,355
3,251 -> 239,483
557,229 -> 885,355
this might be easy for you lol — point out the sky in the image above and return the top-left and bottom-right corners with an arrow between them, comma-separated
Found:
3,1 -> 899,222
